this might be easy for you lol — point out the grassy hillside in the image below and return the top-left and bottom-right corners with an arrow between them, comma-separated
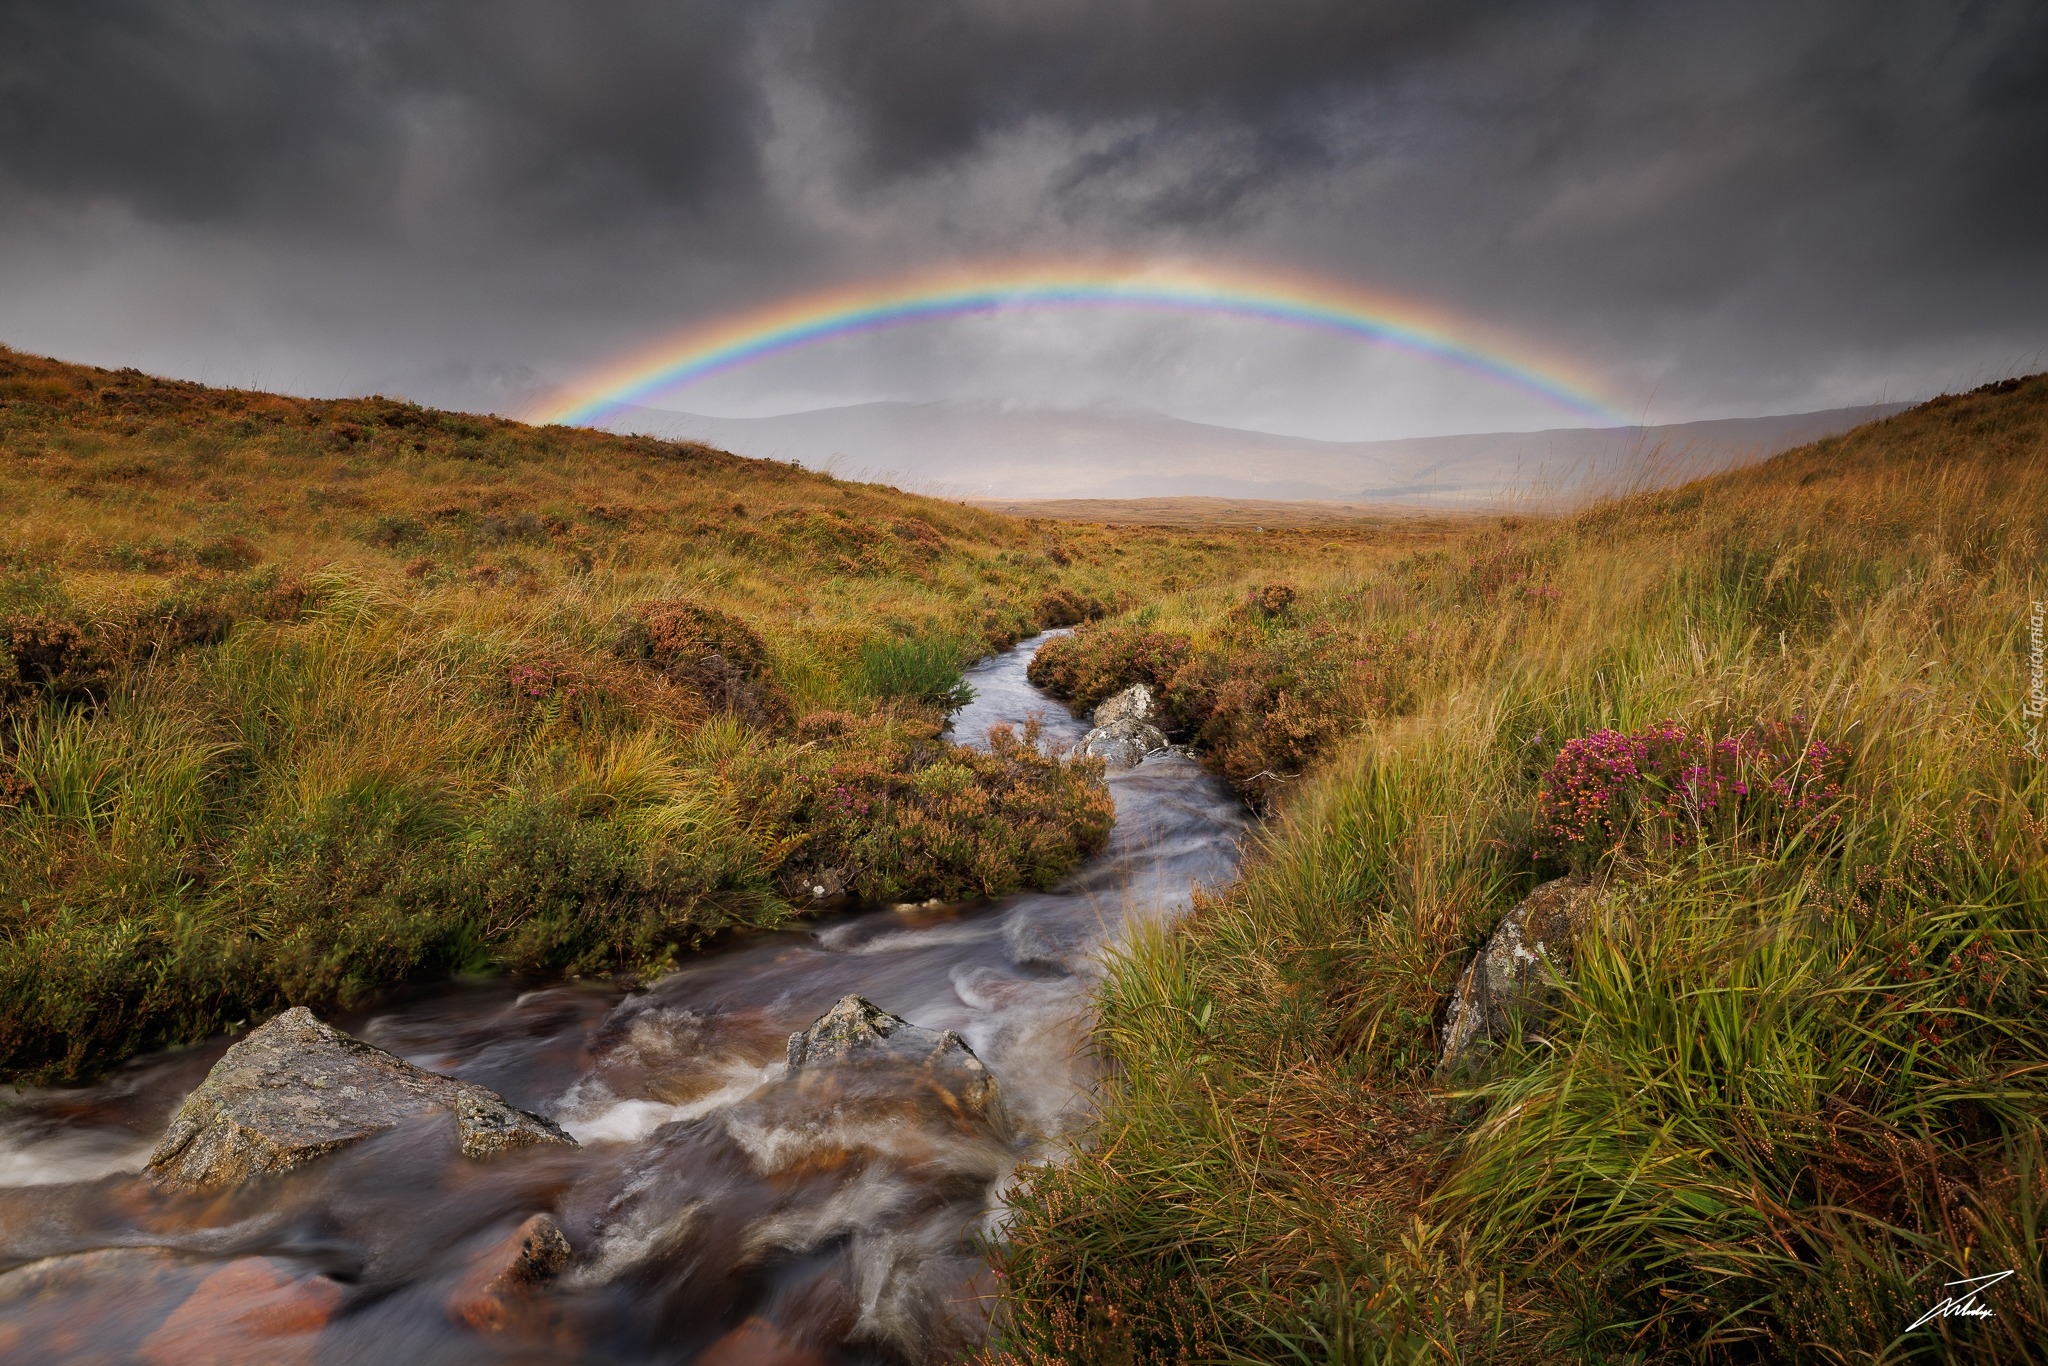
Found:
993,376 -> 2048,1362
0,346 -> 1452,1082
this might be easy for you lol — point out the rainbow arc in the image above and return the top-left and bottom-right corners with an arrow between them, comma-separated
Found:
535,261 -> 1621,428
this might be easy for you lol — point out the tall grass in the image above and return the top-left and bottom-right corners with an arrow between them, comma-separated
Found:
856,630 -> 978,708
992,377 -> 2048,1363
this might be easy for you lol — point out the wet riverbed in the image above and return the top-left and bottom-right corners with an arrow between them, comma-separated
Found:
0,633 -> 1246,1363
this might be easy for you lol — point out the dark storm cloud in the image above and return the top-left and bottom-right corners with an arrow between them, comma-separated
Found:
0,0 -> 2043,421
793,0 -> 1504,183
790,0 -> 2048,263
0,0 -> 765,227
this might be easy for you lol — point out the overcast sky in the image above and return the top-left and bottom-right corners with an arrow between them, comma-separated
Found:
2,0 -> 2043,440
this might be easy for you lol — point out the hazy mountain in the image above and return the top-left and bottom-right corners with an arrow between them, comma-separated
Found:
601,399 -> 1914,506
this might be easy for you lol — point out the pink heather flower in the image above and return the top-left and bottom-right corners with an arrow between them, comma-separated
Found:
1536,716 -> 1846,860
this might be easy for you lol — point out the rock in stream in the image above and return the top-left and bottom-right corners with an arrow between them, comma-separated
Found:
1078,683 -> 1171,767
148,1006 -> 576,1193
786,993 -> 1000,1124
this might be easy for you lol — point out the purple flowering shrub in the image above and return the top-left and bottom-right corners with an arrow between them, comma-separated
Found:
507,658 -> 580,708
1535,718 -> 1846,866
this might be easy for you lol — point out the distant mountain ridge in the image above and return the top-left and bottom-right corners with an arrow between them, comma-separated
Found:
600,398 -> 1914,505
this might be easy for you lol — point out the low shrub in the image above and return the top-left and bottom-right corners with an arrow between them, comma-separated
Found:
194,533 -> 261,571
1029,618 -> 1406,804
623,599 -> 789,727
364,514 -> 427,548
1,614 -> 108,708
1037,585 -> 1106,628
760,716 -> 1113,903
1535,718 -> 1848,870
1245,581 -> 1296,618
1027,625 -> 1192,714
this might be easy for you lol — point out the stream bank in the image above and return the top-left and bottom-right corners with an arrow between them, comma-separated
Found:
0,631 -> 1247,1364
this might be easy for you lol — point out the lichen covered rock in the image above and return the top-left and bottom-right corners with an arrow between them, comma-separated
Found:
1440,878 -> 1600,1069
786,994 -> 999,1122
148,1007 -> 575,1193
1078,683 -> 1170,768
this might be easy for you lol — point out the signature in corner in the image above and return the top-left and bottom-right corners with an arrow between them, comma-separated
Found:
1906,1270 -> 2016,1331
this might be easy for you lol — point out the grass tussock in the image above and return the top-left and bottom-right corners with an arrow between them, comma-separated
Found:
0,345 -> 1450,1082
991,375 -> 2048,1363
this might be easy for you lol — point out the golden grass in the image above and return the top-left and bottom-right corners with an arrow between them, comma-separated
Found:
965,497 -> 1470,528
0,343 -> 1437,1081
991,375 -> 2048,1363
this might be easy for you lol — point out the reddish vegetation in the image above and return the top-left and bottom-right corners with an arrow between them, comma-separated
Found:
1028,611 -> 1416,806
1245,581 -> 1296,618
1535,718 -> 1848,867
1027,625 -> 1192,715
625,599 -> 790,727
1035,584 -> 1108,628
761,717 -> 1115,903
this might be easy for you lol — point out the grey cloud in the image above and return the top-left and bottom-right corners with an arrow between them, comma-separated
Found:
0,0 -> 2041,427
0,0 -> 767,231
792,0 -> 1500,184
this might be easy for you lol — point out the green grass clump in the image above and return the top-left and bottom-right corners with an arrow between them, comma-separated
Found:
992,376 -> 2048,1363
855,630 -> 979,709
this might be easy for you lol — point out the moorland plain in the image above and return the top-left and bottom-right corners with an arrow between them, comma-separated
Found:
4,346 -> 2045,1362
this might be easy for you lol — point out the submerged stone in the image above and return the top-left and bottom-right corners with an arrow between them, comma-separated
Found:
447,1213 -> 574,1333
148,1007 -> 575,1193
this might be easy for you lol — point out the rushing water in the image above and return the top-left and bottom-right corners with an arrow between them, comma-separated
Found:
0,634 -> 1245,1363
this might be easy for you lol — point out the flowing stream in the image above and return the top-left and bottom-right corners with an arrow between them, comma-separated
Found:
0,633 -> 1246,1363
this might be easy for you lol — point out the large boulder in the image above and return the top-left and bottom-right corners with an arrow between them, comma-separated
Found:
1078,683 -> 1170,768
786,994 -> 999,1124
1440,878 -> 1600,1069
148,1007 -> 575,1193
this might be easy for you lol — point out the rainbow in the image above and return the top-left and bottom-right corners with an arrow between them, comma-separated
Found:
535,260 -> 1622,427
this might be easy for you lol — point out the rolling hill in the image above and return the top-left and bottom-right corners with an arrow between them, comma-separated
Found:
601,398 -> 1912,505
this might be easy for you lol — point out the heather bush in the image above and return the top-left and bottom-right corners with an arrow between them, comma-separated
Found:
759,715 -> 1113,903
1036,584 -> 1106,628
1245,580 -> 1296,618
1028,613 -> 1410,805
2,614 -> 106,706
1535,717 -> 1848,870
621,598 -> 790,727
1026,624 -> 1193,714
